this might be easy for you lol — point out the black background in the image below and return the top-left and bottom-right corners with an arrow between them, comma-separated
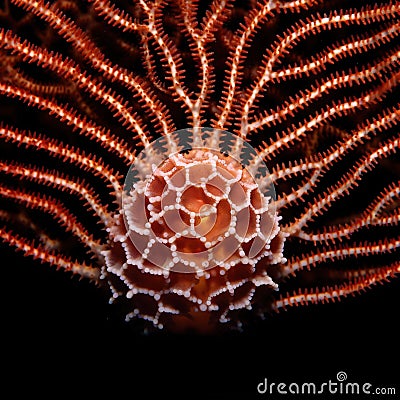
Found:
2,244 -> 399,399
1,1 -> 399,397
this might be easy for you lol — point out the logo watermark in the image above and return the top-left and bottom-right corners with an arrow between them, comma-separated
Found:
257,371 -> 396,396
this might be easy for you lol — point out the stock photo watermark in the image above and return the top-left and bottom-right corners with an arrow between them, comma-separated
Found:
257,371 -> 396,396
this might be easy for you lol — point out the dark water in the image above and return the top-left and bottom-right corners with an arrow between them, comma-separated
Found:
2,245 -> 399,398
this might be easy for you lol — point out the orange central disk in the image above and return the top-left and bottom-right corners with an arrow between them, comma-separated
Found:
106,146 -> 286,332
145,149 -> 248,254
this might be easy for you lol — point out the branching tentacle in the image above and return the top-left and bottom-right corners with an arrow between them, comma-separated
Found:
0,161 -> 113,228
0,226 -> 100,281
0,185 -> 105,257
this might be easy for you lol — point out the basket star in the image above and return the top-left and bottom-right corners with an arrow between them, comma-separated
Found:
0,0 -> 399,332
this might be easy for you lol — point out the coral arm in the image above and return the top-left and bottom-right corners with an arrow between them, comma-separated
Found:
0,226 -> 100,281
11,0 -> 174,137
273,262 -> 400,310
0,82 -> 134,163
0,161 -> 112,228
0,185 -> 104,258
0,125 -> 122,195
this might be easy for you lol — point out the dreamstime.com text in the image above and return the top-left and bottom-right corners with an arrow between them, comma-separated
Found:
257,371 -> 396,396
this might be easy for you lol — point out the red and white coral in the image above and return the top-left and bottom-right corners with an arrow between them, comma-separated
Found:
102,130 -> 286,331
